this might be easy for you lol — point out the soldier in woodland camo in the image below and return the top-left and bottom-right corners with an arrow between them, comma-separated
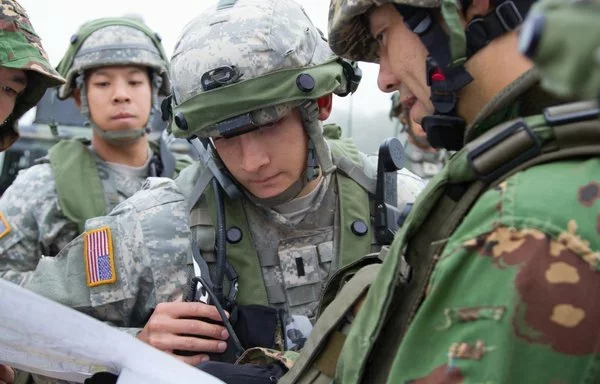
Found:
0,0 -> 64,151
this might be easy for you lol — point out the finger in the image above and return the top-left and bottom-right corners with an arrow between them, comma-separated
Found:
0,365 -> 14,384
154,302 -> 225,322
164,334 -> 228,355
166,318 -> 229,340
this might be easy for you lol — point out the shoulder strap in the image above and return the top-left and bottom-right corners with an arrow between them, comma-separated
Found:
48,139 -> 105,233
328,138 -> 376,195
203,188 -> 269,307
279,263 -> 382,384
328,139 -> 375,267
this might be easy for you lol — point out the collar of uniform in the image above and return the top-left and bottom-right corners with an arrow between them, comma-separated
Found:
464,67 -> 541,143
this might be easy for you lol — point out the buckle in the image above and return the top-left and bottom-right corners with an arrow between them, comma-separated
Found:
495,1 -> 523,31
467,119 -> 541,182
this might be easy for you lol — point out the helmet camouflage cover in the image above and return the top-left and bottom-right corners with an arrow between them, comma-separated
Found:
328,0 -> 439,63
56,17 -> 170,99
0,0 -> 64,151
169,0 -> 358,139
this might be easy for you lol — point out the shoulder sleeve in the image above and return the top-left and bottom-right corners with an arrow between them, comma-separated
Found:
26,176 -> 193,326
0,164 -> 74,286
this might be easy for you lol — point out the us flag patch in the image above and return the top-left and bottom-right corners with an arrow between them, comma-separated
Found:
84,226 -> 116,287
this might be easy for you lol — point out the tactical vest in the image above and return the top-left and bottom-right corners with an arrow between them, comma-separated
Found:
187,139 -> 389,343
47,138 -> 188,233
279,99 -> 600,383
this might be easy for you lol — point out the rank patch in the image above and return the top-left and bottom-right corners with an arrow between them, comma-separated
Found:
0,212 -> 11,239
84,226 -> 116,287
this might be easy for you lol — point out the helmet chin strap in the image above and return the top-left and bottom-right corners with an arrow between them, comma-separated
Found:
76,71 -> 163,144
396,1 -> 533,151
238,101 -> 332,209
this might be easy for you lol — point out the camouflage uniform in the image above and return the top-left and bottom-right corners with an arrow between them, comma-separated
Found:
25,0 -> 424,361
0,151 -> 154,286
0,18 -> 184,287
278,0 -> 600,383
389,92 -> 449,182
0,0 -> 64,151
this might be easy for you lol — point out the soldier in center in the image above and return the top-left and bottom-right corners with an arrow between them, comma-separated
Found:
26,0 -> 424,369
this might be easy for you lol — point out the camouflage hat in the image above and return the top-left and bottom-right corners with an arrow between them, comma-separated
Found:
0,0 -> 65,151
328,0 -> 439,63
56,17 -> 170,99
169,0 -> 359,139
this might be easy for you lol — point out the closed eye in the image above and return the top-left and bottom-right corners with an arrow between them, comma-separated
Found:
0,84 -> 19,98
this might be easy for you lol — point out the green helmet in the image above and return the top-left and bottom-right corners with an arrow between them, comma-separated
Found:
166,0 -> 361,204
0,0 -> 64,151
56,17 -> 170,142
519,0 -> 600,100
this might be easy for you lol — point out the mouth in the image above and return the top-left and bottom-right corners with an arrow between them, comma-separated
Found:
111,112 -> 136,120
251,173 -> 280,184
401,96 -> 417,113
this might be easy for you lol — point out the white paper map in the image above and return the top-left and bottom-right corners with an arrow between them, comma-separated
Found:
0,279 -> 223,384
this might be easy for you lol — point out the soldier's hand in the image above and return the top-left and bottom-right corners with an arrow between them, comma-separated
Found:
0,364 -> 14,384
137,301 -> 229,366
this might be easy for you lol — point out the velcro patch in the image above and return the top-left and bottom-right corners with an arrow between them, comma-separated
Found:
84,226 -> 116,287
0,212 -> 11,239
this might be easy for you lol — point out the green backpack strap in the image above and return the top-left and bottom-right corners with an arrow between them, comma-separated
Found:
328,139 -> 374,268
279,263 -> 382,384
204,187 -> 269,306
48,139 -> 105,233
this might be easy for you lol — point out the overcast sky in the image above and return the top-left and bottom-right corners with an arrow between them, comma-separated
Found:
19,0 -> 394,144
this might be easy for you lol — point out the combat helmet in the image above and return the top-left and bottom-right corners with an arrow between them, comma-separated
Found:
56,16 -> 170,142
0,0 -> 65,151
329,0 -> 537,150
165,0 -> 362,205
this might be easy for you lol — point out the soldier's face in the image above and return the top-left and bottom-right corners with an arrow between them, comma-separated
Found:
84,66 -> 152,132
0,67 -> 27,123
369,4 -> 434,124
212,108 -> 309,199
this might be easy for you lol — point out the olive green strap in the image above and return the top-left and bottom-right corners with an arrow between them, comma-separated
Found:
336,172 -> 373,268
48,139 -> 105,233
279,263 -> 382,384
204,188 -> 269,306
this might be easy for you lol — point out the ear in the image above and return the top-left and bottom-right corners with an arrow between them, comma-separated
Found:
72,88 -> 82,108
465,0 -> 492,23
316,94 -> 333,121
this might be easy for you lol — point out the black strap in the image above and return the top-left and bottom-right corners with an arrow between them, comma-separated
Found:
466,1 -> 534,57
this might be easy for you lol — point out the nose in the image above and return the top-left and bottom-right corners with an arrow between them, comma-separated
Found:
239,131 -> 270,173
112,78 -> 131,104
377,52 -> 398,93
